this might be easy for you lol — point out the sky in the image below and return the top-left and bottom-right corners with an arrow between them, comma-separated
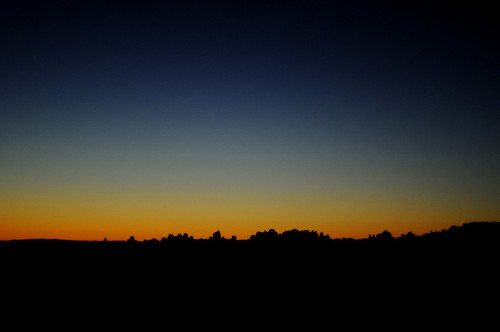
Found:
1,0 -> 499,240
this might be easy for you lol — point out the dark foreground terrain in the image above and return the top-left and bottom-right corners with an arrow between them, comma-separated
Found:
2,221 -> 499,327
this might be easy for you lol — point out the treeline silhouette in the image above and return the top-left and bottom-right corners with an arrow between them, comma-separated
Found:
2,221 -> 498,279
2,221 -> 498,326
2,221 -> 499,258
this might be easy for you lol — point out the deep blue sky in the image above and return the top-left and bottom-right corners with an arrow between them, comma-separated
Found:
1,0 -> 499,240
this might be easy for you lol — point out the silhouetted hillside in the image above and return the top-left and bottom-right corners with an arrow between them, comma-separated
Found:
1,221 -> 498,277
1,221 -> 499,258
1,221 -> 498,327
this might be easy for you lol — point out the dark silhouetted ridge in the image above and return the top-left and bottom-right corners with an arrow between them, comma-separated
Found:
1,221 -> 498,326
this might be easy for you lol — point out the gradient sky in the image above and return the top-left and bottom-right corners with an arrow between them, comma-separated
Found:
1,1 -> 499,240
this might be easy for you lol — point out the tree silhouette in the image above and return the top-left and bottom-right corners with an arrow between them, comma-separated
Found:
211,230 -> 222,241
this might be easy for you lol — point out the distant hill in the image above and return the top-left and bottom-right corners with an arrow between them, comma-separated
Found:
1,221 -> 498,260
1,221 -> 498,325
1,220 -> 499,245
